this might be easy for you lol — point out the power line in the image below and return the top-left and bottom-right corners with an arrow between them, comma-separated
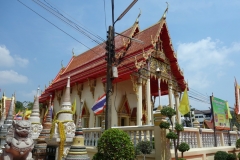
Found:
43,0 -> 106,42
17,0 -> 100,56
32,0 -> 104,45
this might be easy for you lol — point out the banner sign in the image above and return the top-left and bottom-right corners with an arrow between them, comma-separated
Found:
211,96 -> 230,130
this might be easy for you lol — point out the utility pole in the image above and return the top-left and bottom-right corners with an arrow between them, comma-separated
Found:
105,25 -> 114,130
105,0 -> 138,130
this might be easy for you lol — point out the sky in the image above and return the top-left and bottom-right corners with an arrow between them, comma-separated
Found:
0,0 -> 240,111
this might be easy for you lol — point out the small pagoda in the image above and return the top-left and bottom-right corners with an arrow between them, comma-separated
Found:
28,88 -> 43,140
0,95 -> 14,151
45,77 -> 76,159
32,95 -> 53,159
66,100 -> 89,160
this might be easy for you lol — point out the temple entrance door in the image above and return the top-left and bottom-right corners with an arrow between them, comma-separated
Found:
120,117 -> 129,126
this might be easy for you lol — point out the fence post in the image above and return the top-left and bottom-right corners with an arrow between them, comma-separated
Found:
153,109 -> 171,160
193,119 -> 203,148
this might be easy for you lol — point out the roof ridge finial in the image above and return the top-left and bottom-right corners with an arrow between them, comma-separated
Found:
160,2 -> 169,20
72,48 -> 75,56
135,8 -> 142,24
61,60 -> 64,69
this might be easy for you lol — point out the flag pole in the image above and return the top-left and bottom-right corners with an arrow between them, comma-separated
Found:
210,93 -> 217,147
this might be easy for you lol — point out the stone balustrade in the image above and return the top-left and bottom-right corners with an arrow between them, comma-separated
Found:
82,126 -> 240,149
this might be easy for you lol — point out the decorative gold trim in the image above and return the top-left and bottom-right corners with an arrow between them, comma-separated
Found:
117,94 -> 131,126
88,78 -> 96,98
135,56 -> 146,69
77,83 -> 84,100
55,90 -> 62,106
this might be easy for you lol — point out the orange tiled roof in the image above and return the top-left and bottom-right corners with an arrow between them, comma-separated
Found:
40,18 -> 186,102
5,99 -> 11,117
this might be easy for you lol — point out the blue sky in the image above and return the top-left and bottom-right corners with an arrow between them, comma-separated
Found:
0,0 -> 240,110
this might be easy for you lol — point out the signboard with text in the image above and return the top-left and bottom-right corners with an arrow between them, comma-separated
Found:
211,96 -> 230,130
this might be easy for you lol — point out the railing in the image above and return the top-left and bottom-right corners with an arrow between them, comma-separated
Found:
83,126 -> 239,149
83,125 -> 154,147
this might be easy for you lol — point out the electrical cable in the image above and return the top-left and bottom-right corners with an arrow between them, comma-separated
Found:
17,0 -> 101,56
43,0 -> 106,42
33,0 -> 104,45
20,0 -> 211,106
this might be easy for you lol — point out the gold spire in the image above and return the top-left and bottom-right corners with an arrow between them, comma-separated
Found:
160,2 -> 169,20
61,60 -> 64,69
135,8 -> 141,24
72,48 -> 75,56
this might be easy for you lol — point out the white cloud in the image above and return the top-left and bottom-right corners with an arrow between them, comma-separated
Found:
0,70 -> 28,85
14,55 -> 29,67
0,45 -> 29,68
19,90 -> 37,101
0,45 -> 14,67
177,37 -> 240,89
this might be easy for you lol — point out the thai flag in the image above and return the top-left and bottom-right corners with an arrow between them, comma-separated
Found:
91,94 -> 106,114
15,115 -> 23,120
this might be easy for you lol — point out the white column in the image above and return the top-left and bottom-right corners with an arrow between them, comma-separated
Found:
168,82 -> 175,124
146,77 -> 152,125
174,92 -> 181,124
137,78 -> 143,126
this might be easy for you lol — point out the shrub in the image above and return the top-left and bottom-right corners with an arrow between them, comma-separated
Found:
178,142 -> 190,158
159,121 -> 170,129
238,152 -> 240,160
137,141 -> 152,154
92,152 -> 104,160
166,131 -> 178,139
236,139 -> 240,149
95,128 -> 135,160
136,141 -> 153,160
214,151 -> 228,160
178,158 -> 186,160
227,153 -> 237,160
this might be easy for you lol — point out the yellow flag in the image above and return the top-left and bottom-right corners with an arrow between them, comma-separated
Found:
226,101 -> 232,119
71,98 -> 76,114
24,109 -> 32,120
179,88 -> 190,115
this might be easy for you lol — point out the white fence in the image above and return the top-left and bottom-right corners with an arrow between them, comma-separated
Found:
83,126 -> 239,149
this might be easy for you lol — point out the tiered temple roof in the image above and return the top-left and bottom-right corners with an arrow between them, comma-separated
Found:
40,15 -> 186,102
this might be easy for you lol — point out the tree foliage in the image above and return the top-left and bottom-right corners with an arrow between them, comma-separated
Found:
178,142 -> 190,158
214,151 -> 228,160
136,141 -> 152,160
159,106 -> 190,160
94,128 -> 135,160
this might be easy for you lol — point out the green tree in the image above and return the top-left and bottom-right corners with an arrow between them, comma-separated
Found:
136,141 -> 152,160
159,107 -> 189,160
15,101 -> 23,112
178,142 -> 190,158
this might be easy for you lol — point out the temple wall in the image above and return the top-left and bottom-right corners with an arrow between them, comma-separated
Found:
51,76 -> 138,127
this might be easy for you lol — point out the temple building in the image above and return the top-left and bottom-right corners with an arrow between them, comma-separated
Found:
39,10 -> 187,128
0,93 -> 15,126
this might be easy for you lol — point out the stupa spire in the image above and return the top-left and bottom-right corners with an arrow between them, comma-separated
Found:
30,87 -> 40,118
5,95 -> 14,123
28,87 -> 43,140
61,77 -> 71,110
